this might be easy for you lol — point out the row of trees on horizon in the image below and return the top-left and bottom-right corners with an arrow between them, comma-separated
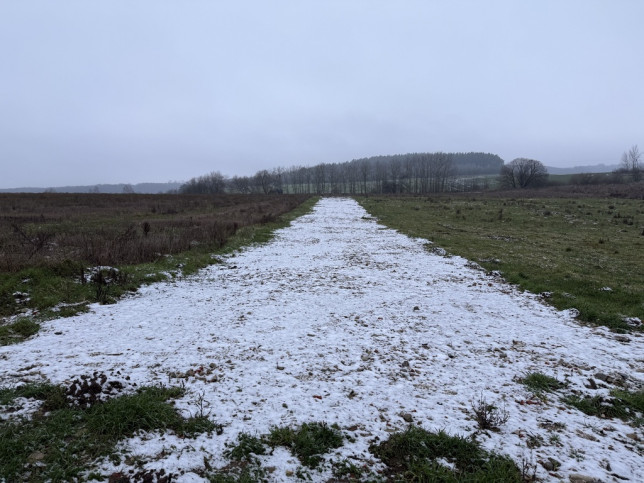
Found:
179,152 -> 507,195
178,146 -> 642,195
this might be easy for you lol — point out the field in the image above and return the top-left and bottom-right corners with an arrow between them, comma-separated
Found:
0,195 -> 643,482
359,193 -> 644,332
0,193 -> 311,335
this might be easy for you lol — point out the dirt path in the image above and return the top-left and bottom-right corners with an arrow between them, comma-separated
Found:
1,197 -> 642,481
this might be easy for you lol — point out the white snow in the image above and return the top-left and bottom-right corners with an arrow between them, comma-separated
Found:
1,197 -> 642,481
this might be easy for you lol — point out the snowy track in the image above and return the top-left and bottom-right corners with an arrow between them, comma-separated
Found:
1,197 -> 643,481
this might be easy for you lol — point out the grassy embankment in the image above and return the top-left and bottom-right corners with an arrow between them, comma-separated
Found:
358,195 -> 644,332
0,193 -> 315,344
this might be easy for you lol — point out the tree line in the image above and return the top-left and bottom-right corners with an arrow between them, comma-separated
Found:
179,152 -> 505,195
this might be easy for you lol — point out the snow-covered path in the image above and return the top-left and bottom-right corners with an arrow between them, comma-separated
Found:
1,197 -> 643,481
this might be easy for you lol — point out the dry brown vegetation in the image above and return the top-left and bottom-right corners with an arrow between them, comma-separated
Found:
0,193 -> 310,272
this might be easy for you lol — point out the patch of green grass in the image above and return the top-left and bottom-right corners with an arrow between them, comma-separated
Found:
0,385 -> 214,481
563,389 -> 644,426
562,394 -> 626,420
370,426 -> 521,481
207,465 -> 266,483
0,318 -> 40,345
266,422 -> 344,469
0,381 -> 65,408
521,372 -> 566,394
224,433 -> 267,462
358,196 -> 644,331
333,459 -> 364,479
612,388 -> 644,415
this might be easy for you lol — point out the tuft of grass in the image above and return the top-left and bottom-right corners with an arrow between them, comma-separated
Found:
224,433 -> 267,462
612,388 -> 644,415
521,372 -> 566,394
370,426 -> 521,481
0,381 -> 66,409
208,466 -> 266,483
85,386 -> 184,438
563,388 -> 643,426
358,196 -> 644,332
266,422 -> 344,468
0,384 -> 214,481
333,459 -> 364,479
0,318 -> 40,345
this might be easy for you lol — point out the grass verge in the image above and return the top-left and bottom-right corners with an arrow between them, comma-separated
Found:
0,384 -> 215,481
358,196 -> 644,332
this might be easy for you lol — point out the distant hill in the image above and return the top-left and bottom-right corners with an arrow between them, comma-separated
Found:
0,182 -> 183,194
545,164 -> 619,175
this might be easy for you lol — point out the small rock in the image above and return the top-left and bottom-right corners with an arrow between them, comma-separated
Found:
401,413 -> 413,423
413,306 -> 420,311
28,451 -> 45,463
587,378 -> 597,390
594,373 -> 613,384
614,335 -> 630,343
575,430 -> 599,442
109,473 -> 129,483
625,432 -> 640,441
401,360 -> 410,368
539,458 -> 559,471
569,474 -> 601,483
540,461 -> 554,471
276,365 -> 285,370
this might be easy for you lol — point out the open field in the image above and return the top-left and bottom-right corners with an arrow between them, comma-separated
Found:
358,194 -> 644,332
0,193 -> 312,336
1,198 -> 642,482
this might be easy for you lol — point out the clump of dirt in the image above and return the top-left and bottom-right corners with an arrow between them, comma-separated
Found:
65,371 -> 130,408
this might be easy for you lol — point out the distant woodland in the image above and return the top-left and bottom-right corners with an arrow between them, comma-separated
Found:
180,152 -> 504,195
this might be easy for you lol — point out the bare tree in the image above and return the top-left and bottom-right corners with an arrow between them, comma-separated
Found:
500,158 -> 549,189
180,171 -> 227,194
314,163 -> 326,194
359,159 -> 371,194
230,175 -> 251,193
620,145 -> 642,181
253,170 -> 274,194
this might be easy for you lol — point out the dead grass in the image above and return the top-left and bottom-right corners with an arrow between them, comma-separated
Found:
0,193 -> 309,271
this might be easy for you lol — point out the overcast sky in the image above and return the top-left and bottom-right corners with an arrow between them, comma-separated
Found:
1,1 -> 642,188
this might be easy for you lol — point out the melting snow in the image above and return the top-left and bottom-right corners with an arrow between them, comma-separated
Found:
1,198 -> 642,481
